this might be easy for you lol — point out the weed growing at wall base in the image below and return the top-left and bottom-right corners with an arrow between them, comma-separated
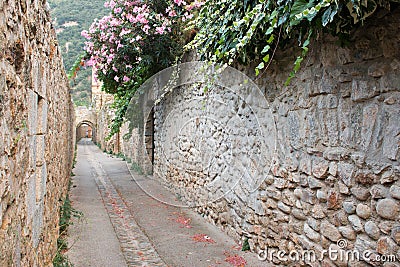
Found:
131,161 -> 144,175
53,179 -> 83,267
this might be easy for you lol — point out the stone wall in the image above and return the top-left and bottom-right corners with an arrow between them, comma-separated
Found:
0,1 -> 74,266
149,10 -> 400,266
96,101 -> 121,153
96,91 -> 153,174
93,8 -> 400,266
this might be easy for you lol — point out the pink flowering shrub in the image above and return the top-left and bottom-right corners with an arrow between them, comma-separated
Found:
81,0 -> 203,136
82,0 -> 203,94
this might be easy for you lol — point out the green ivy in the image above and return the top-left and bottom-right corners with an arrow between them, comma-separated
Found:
188,0 -> 399,83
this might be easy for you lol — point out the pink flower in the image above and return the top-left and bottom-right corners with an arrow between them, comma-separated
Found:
126,13 -> 136,23
123,76 -> 130,82
81,30 -> 91,39
166,7 -> 177,17
120,28 -> 131,36
182,12 -> 193,22
106,54 -> 115,64
110,18 -> 121,27
109,0 -> 116,8
174,0 -> 186,6
155,26 -> 165,34
114,76 -> 119,82
114,7 -> 123,13
193,0 -> 205,8
85,58 -> 96,67
143,25 -> 150,34
136,14 -> 148,24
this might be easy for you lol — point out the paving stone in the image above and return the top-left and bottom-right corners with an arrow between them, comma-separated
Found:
90,157 -> 165,266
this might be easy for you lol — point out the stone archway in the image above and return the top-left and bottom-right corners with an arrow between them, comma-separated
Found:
74,106 -> 97,143
76,120 -> 96,143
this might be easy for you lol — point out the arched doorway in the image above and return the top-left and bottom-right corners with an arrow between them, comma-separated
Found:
144,108 -> 154,166
76,120 -> 96,143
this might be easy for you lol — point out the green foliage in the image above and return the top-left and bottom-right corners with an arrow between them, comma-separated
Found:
53,237 -> 73,267
81,0 -> 198,138
131,161 -> 144,175
53,179 -> 83,267
48,0 -> 109,106
115,152 -> 127,161
59,196 -> 83,234
242,238 -> 250,251
188,0 -> 398,83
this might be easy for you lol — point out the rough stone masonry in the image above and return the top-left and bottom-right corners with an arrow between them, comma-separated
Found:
93,7 -> 400,267
0,0 -> 74,266
111,9 -> 400,267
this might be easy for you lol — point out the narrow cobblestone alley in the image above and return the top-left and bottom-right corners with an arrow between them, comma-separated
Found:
67,139 -> 263,267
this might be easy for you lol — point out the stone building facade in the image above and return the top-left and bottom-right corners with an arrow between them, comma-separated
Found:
0,1 -> 74,266
97,9 -> 400,266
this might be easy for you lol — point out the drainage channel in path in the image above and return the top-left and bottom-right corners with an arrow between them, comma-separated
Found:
87,145 -> 165,267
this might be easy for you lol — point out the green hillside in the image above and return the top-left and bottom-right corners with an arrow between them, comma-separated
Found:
48,0 -> 109,106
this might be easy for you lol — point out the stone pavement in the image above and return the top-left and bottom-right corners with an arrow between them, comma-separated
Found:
67,139 -> 266,267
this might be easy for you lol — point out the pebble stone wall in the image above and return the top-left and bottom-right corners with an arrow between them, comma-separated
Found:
152,9 -> 400,266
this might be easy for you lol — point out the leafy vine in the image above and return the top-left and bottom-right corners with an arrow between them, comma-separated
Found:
188,0 -> 398,84
80,0 -> 398,137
